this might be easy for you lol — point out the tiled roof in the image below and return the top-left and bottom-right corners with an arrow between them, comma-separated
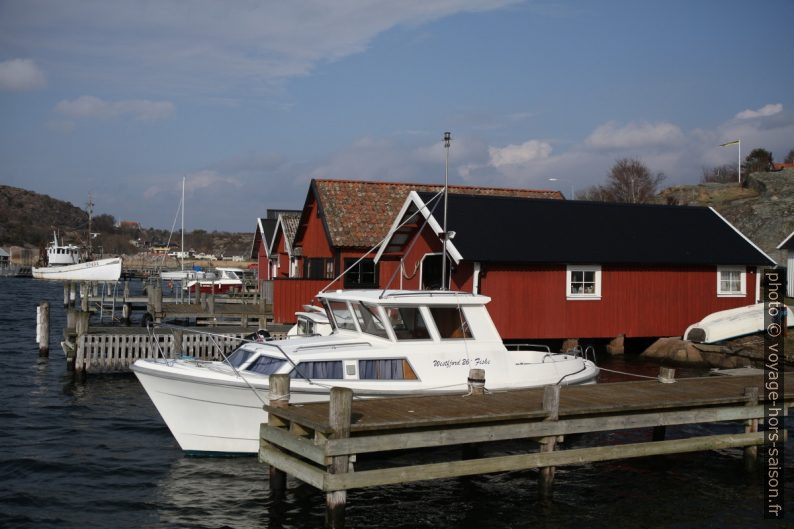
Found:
311,179 -> 563,248
281,213 -> 301,250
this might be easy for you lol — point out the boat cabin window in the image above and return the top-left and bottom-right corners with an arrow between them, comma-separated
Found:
359,359 -> 418,380
246,355 -> 286,375
328,301 -> 357,331
430,307 -> 473,339
296,317 -> 315,336
384,306 -> 431,340
226,347 -> 256,368
351,303 -> 389,339
290,360 -> 344,380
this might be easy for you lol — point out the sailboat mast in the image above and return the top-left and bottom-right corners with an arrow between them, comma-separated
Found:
181,176 -> 185,272
87,193 -> 94,257
441,131 -> 451,290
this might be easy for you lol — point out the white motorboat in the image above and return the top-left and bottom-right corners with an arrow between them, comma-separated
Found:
185,267 -> 244,294
287,305 -> 333,337
684,302 -> 793,343
132,289 -> 599,454
32,256 -> 122,281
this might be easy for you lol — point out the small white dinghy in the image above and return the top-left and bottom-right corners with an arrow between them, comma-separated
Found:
684,302 -> 793,344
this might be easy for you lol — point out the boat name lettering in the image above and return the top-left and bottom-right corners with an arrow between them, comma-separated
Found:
432,357 -> 491,368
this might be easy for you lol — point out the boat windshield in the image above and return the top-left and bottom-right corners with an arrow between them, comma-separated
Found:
245,355 -> 286,375
328,301 -> 357,332
384,306 -> 431,340
226,347 -> 256,368
351,302 -> 389,339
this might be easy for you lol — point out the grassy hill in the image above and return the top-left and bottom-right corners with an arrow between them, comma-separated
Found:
0,185 -> 253,257
0,185 -> 89,248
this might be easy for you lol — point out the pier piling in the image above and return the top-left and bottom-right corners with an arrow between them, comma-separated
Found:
653,367 -> 676,441
539,384 -> 561,498
326,387 -> 353,529
743,386 -> 759,472
37,301 -> 50,356
267,374 -> 291,499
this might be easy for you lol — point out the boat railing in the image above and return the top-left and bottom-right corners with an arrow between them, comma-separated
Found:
293,341 -> 373,352
505,343 -> 551,353
566,344 -> 597,364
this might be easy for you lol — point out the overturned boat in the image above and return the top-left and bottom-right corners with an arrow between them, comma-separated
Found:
684,302 -> 793,344
133,289 -> 599,454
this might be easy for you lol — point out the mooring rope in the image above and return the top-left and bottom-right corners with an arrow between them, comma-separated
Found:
597,366 -> 676,383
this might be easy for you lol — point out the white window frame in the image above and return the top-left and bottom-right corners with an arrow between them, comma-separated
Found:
566,265 -> 602,300
717,266 -> 746,297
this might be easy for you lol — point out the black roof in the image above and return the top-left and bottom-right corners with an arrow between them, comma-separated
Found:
778,230 -> 794,251
416,192 -> 774,266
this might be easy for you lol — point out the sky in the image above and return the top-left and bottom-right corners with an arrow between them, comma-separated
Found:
1,0 -> 793,231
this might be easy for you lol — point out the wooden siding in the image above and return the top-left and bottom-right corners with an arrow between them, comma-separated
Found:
257,239 -> 269,281
297,194 -> 335,258
272,278 -> 338,323
480,264 -> 757,339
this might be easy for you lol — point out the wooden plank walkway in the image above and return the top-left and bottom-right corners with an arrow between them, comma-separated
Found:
259,373 -> 792,528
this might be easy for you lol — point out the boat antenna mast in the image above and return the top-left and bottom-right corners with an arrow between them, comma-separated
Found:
441,131 -> 451,291
86,193 -> 94,258
181,176 -> 185,272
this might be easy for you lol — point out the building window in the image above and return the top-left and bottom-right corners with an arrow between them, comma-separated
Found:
717,266 -> 746,297
343,258 -> 378,288
303,257 -> 334,279
566,265 -> 602,300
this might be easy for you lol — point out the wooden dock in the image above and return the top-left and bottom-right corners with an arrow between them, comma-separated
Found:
259,372 -> 791,528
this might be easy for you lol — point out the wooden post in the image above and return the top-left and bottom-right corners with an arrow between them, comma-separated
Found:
80,282 -> 89,312
123,280 -> 130,302
63,281 -> 71,307
37,301 -> 50,356
172,329 -> 183,358
326,387 -> 353,529
653,367 -> 675,440
153,282 -> 163,322
744,386 -> 759,472
462,369 -> 486,460
268,374 -> 291,499
122,302 -> 131,324
69,281 -> 77,307
75,310 -> 90,337
539,384 -> 560,499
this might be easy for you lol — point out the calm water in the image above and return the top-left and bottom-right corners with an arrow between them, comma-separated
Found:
0,279 -> 790,528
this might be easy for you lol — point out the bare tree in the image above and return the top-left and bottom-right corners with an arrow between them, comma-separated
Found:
603,158 -> 665,203
575,184 -> 610,201
784,149 -> 794,164
701,164 -> 738,184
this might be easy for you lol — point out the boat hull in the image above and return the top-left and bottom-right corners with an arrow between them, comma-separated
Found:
32,257 -> 122,281
132,358 -> 598,454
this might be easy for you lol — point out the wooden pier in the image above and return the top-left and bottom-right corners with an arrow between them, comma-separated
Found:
259,372 -> 791,528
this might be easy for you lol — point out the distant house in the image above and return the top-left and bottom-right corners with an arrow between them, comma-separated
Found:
269,212 -> 302,279
250,209 -> 302,282
771,163 -> 794,171
265,179 -> 562,322
117,220 -> 142,230
0,248 -> 9,271
374,192 -> 775,341
777,229 -> 794,298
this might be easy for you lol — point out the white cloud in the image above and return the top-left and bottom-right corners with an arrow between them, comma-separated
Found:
0,58 -> 46,91
735,103 -> 782,120
585,121 -> 684,150
488,139 -> 552,167
55,95 -> 175,120
0,1 -> 518,97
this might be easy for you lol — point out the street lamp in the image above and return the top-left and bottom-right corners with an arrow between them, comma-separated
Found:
547,178 -> 575,200
719,140 -> 741,185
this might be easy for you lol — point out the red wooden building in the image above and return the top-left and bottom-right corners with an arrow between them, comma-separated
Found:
264,179 -> 562,322
249,209 -> 301,282
374,191 -> 776,341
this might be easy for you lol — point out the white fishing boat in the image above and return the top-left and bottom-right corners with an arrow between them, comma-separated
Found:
31,230 -> 122,281
185,267 -> 244,294
132,289 -> 599,454
684,302 -> 793,343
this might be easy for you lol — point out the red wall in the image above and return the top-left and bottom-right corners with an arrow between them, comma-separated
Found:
272,278 -> 340,323
480,264 -> 756,340
257,238 -> 269,282
298,196 -> 334,258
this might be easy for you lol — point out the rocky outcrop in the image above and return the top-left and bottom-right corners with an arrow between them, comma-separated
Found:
657,169 -> 794,265
642,333 -> 794,369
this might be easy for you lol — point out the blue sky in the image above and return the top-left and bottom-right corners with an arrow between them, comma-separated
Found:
1,0 -> 793,231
